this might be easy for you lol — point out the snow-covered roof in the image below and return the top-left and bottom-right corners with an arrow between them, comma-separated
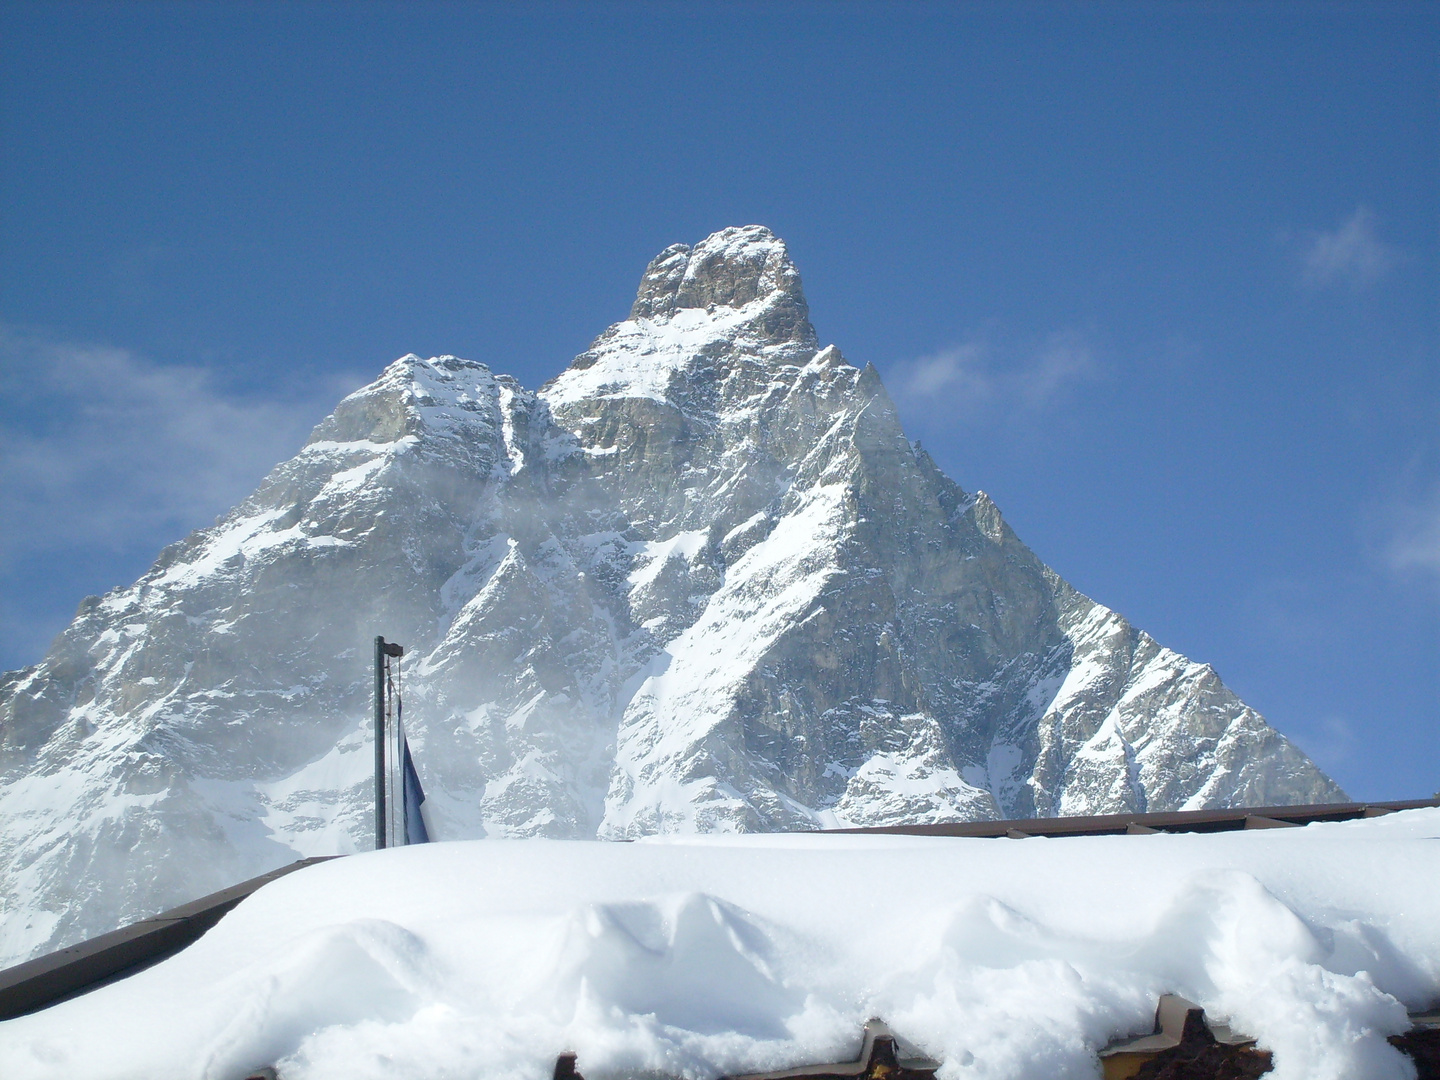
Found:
0,808 -> 1436,1080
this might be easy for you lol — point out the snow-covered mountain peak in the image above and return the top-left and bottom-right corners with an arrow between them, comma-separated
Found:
629,225 -> 807,326
0,226 -> 1346,968
545,227 -> 820,413
305,353 -> 501,447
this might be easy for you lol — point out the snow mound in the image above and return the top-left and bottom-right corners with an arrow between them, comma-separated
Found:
1,809 -> 1436,1080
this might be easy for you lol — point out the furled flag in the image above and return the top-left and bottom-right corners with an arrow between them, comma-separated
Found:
400,731 -> 431,845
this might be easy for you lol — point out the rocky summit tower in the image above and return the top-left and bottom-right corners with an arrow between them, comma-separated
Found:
0,226 -> 1344,965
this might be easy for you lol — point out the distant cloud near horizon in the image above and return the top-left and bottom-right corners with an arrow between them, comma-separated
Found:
1301,207 -> 1399,289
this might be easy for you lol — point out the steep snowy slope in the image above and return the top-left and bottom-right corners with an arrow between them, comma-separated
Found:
0,226 -> 1345,966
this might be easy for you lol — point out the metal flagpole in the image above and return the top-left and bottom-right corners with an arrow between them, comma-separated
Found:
374,636 -> 387,850
374,636 -> 405,850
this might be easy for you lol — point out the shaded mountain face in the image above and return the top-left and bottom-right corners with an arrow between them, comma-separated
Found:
0,226 -> 1344,965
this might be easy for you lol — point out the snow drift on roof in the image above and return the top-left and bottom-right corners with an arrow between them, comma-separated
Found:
0,808 -> 1435,1080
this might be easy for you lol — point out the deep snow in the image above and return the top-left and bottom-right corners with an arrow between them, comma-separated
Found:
1,809 -> 1437,1080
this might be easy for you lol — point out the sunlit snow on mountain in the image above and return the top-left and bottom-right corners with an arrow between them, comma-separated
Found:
0,227 -> 1344,966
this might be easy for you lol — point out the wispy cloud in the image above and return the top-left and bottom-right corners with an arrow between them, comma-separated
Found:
1382,481 -> 1440,588
889,342 -> 993,404
1023,331 -> 1097,405
1296,713 -> 1358,773
0,327 -> 361,570
1300,207 -> 1399,289
884,330 -> 1097,420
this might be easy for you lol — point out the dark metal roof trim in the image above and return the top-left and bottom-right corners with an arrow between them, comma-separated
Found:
824,798 -> 1439,839
0,856 -> 337,1021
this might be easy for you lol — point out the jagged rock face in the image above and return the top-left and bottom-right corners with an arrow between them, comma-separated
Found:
0,225 -> 1345,965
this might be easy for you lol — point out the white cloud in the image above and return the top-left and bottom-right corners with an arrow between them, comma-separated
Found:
890,343 -> 994,403
0,327 -> 361,568
885,331 -> 1097,420
1383,482 -> 1440,586
1301,207 -> 1398,289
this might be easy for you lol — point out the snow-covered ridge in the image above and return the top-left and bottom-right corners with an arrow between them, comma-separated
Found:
545,225 -> 817,411
0,226 -> 1345,968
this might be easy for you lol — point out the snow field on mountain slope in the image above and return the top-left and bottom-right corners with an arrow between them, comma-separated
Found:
542,300 -> 790,409
601,486 -> 848,834
1,810 -> 1436,1080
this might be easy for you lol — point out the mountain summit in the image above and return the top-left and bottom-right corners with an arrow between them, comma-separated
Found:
0,227 -> 1344,965
625,225 -> 812,337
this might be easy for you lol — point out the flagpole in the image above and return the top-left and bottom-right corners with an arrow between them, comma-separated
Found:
375,636 -> 406,850
374,635 -> 387,850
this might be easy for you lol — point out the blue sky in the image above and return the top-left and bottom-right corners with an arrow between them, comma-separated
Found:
1,1 -> 1435,800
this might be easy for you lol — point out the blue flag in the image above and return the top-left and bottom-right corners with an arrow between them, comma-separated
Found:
396,687 -> 430,846
401,736 -> 431,845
